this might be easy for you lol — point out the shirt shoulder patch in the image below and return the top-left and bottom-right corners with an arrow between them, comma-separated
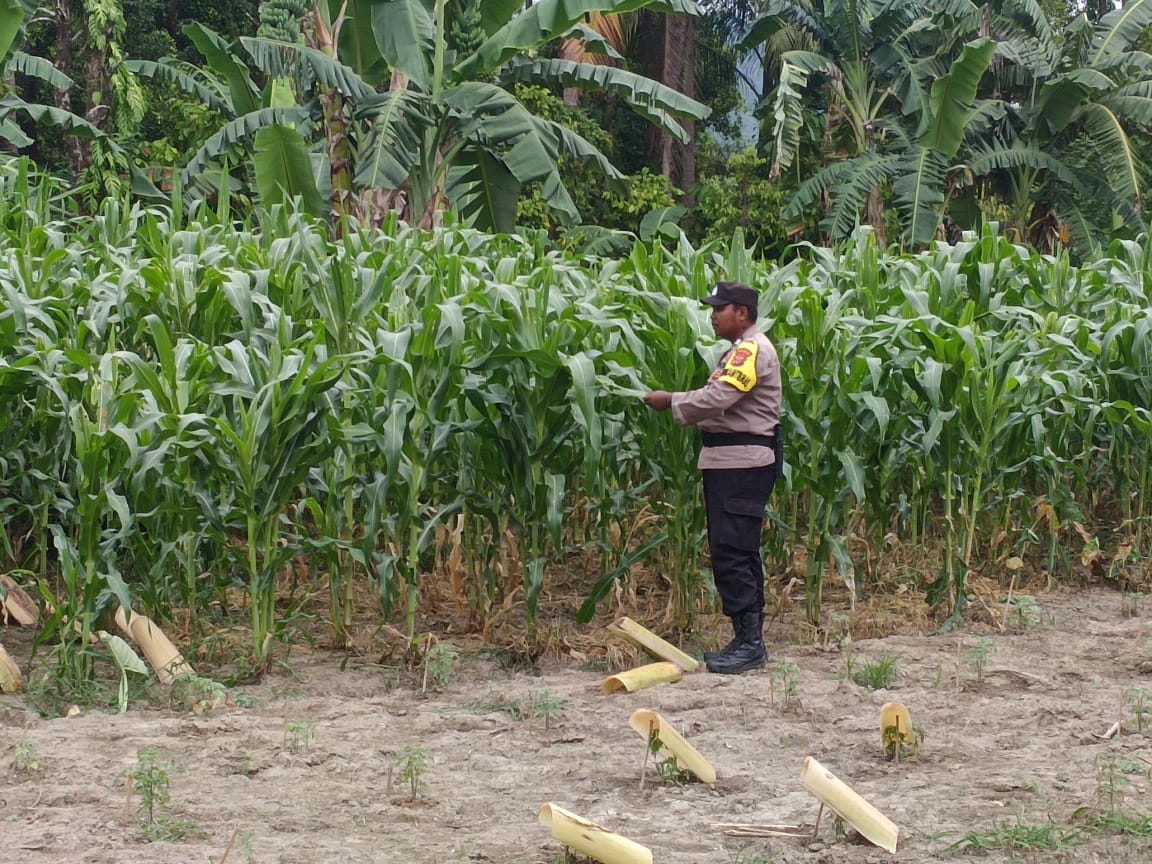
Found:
716,340 -> 759,393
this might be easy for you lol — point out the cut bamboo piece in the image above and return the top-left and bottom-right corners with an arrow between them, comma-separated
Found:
538,803 -> 652,864
0,641 -> 24,692
880,702 -> 913,759
602,661 -> 682,694
801,756 -> 899,853
608,616 -> 700,672
0,574 -> 38,627
628,708 -> 716,784
114,607 -> 195,684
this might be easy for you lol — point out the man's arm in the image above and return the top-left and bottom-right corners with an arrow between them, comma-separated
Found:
670,380 -> 744,426
643,381 -> 744,424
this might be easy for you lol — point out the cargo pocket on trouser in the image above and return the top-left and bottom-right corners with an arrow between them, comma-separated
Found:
719,497 -> 766,551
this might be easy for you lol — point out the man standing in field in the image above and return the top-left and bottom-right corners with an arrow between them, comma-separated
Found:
643,281 -> 783,674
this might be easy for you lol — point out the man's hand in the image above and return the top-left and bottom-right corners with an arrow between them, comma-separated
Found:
644,390 -> 673,412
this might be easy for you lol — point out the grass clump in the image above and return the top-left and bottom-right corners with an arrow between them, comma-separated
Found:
847,653 -> 900,690
943,819 -> 1082,855
460,689 -> 566,727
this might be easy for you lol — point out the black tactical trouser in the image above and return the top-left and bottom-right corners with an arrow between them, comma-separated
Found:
702,466 -> 776,617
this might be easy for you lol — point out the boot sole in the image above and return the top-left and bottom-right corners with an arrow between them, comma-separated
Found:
706,654 -> 767,675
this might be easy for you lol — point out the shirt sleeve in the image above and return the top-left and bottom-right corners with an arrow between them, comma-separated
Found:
670,379 -> 745,427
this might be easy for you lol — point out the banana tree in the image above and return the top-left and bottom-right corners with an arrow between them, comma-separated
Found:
958,0 -> 1152,254
361,0 -> 710,231
127,23 -> 326,217
754,0 -> 996,246
132,0 -> 708,231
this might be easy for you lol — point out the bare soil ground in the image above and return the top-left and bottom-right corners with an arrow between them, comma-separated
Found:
4,589 -> 1152,864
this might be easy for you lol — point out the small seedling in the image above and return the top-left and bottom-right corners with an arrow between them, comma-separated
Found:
128,748 -> 197,840
645,729 -> 692,787
169,675 -> 229,714
883,722 -> 926,761
396,746 -> 432,799
1094,753 -> 1150,815
1127,687 -> 1152,733
1009,595 -> 1045,629
527,689 -> 565,729
283,719 -> 316,753
132,748 -> 172,828
1123,591 -> 1145,619
772,663 -> 801,709
932,664 -> 945,689
423,642 -> 459,692
850,654 -> 899,690
13,739 -> 39,773
966,638 -> 994,688
239,830 -> 258,864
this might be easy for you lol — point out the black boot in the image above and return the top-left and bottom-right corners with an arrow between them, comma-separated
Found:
703,612 -> 761,663
706,611 -> 766,674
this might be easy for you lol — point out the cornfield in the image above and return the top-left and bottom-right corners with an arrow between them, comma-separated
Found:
0,160 -> 1148,680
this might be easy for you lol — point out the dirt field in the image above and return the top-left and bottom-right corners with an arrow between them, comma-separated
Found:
3,589 -> 1152,864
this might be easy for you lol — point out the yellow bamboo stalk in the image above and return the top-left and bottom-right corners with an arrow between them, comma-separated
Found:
538,803 -> 652,864
114,607 -> 195,684
0,641 -> 24,692
801,756 -> 899,853
628,708 -> 716,784
880,702 -> 913,760
0,574 -> 38,627
601,661 -> 683,694
608,617 -> 699,672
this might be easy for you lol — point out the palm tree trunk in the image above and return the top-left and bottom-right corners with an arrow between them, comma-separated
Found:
638,11 -> 698,201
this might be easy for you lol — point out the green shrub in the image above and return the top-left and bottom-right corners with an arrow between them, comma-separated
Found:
691,146 -> 791,258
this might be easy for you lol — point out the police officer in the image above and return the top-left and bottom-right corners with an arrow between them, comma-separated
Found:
643,281 -> 782,674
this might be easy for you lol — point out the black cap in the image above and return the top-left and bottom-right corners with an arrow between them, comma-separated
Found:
701,281 -> 758,315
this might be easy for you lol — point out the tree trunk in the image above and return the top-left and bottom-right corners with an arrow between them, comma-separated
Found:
638,12 -> 697,203
54,0 -> 87,178
84,35 -> 113,133
311,4 -> 354,227
560,36 -> 582,107
865,186 -> 887,248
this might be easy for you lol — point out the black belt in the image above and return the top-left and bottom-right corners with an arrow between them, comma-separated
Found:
701,432 -> 775,447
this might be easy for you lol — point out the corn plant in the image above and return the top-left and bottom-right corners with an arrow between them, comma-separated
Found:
206,334 -> 344,665
0,163 -> 1150,665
